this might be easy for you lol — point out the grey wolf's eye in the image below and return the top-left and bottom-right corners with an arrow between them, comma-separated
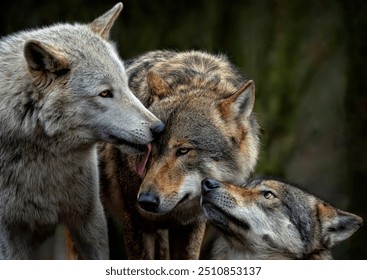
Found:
99,90 -> 113,98
262,190 -> 275,199
176,148 -> 190,157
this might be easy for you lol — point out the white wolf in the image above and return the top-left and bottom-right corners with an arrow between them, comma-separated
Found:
0,3 -> 163,259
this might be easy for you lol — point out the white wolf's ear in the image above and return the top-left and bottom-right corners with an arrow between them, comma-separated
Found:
89,2 -> 123,40
318,203 -> 363,248
24,39 -> 69,77
147,71 -> 171,99
218,80 -> 255,121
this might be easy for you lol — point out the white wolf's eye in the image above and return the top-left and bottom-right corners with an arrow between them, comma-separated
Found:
99,90 -> 113,98
262,190 -> 275,199
176,148 -> 190,157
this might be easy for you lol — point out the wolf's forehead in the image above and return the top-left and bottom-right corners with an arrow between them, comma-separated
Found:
151,112 -> 233,162
245,178 -> 283,190
47,26 -> 120,64
171,120 -> 227,148
152,98 -> 213,129
39,25 -> 104,50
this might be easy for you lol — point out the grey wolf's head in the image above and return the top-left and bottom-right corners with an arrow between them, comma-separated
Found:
201,177 -> 363,259
135,69 -> 259,217
22,3 -> 163,152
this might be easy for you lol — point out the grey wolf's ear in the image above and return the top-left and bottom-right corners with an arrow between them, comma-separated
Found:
24,39 -> 69,76
89,2 -> 123,40
218,80 -> 255,120
147,71 -> 170,99
318,203 -> 363,248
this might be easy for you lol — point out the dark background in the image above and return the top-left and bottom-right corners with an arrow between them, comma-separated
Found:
1,0 -> 366,259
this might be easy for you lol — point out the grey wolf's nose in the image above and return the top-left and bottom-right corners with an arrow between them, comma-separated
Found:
137,192 -> 160,212
150,121 -> 165,137
201,178 -> 220,194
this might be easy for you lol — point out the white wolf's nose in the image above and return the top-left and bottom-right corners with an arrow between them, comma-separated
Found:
150,121 -> 165,137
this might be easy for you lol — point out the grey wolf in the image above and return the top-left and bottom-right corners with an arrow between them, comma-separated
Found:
97,50 -> 260,259
201,177 -> 363,259
0,3 -> 163,259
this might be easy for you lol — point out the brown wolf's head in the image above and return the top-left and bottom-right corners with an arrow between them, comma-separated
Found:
134,68 -> 260,217
201,177 -> 363,259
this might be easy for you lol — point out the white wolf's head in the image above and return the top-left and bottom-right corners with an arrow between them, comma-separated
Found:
22,3 -> 164,153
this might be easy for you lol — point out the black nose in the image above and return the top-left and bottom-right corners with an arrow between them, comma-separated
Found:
201,178 -> 220,194
151,121 -> 165,137
137,192 -> 160,212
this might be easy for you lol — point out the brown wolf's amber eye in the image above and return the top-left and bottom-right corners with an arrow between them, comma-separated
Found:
176,148 -> 190,157
99,90 -> 113,98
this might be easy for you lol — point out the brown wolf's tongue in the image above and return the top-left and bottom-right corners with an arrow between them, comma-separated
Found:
134,143 -> 152,176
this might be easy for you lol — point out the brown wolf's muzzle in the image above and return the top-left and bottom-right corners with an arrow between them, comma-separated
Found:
137,191 -> 160,213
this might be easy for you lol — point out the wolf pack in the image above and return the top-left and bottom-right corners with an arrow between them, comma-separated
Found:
0,3 -> 363,260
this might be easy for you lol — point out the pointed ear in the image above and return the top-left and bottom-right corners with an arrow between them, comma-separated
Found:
89,2 -> 123,40
318,203 -> 363,248
218,80 -> 255,121
147,71 -> 170,99
24,39 -> 69,77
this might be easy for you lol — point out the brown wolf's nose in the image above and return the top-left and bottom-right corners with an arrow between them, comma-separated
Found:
137,192 -> 160,212
150,121 -> 165,137
201,178 -> 220,194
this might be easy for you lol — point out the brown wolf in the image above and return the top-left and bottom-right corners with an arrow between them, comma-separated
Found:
0,3 -> 164,259
201,177 -> 363,259
95,50 -> 260,259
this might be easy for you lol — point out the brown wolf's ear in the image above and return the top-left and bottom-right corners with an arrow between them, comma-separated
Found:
89,2 -> 123,40
147,71 -> 170,99
218,80 -> 255,121
318,203 -> 363,248
24,39 -> 69,77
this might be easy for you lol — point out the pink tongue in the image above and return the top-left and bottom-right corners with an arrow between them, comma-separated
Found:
134,143 -> 152,176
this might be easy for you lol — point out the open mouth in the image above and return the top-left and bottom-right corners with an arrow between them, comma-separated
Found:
108,134 -> 147,153
133,143 -> 152,176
